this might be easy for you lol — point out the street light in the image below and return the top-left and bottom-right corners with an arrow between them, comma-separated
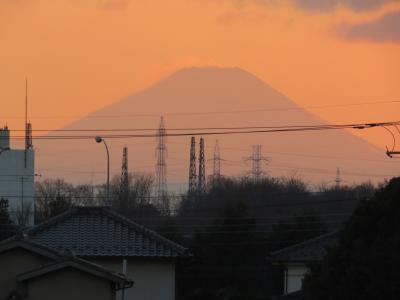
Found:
95,136 -> 110,206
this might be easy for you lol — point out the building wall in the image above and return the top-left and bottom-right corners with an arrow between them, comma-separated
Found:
0,149 -> 35,226
0,248 -> 52,299
285,264 -> 308,294
93,258 -> 176,300
25,268 -> 114,300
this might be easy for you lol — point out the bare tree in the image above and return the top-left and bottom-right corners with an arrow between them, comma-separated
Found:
35,179 -> 74,222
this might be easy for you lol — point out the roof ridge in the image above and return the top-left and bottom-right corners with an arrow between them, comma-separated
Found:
16,256 -> 132,285
26,206 -> 187,256
100,208 -> 187,254
270,231 -> 339,257
0,238 -> 65,260
25,207 -> 81,236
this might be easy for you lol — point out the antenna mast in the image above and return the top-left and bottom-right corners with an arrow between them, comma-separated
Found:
24,78 -> 28,168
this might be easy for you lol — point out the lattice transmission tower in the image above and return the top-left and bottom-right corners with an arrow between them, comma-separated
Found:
246,145 -> 269,181
188,137 -> 197,193
212,140 -> 221,179
155,116 -> 168,211
198,137 -> 206,193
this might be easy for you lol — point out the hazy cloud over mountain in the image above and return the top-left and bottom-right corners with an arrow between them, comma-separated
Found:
338,11 -> 400,42
289,0 -> 394,12
97,0 -> 130,10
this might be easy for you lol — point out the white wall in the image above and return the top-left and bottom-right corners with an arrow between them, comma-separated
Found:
285,264 -> 308,294
93,258 -> 176,300
0,149 -> 35,225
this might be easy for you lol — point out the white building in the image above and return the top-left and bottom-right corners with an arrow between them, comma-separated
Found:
270,231 -> 339,296
0,126 -> 35,226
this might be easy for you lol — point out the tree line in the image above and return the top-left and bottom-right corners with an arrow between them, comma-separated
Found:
0,174 -> 380,299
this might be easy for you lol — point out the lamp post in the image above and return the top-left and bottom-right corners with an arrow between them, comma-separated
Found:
95,136 -> 110,206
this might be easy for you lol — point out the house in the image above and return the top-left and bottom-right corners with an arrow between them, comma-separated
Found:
22,206 -> 187,300
0,238 -> 132,300
270,231 -> 339,296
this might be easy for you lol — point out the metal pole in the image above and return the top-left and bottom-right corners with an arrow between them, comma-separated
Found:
103,140 -> 110,207
95,136 -> 111,207
121,259 -> 127,300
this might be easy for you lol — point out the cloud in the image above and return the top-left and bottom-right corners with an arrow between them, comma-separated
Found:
217,10 -> 267,24
289,0 -> 395,12
97,0 -> 130,10
338,11 -> 400,42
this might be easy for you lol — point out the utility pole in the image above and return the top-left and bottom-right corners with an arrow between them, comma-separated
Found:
155,116 -> 168,212
188,137 -> 197,193
198,137 -> 206,193
385,125 -> 400,158
24,78 -> 28,168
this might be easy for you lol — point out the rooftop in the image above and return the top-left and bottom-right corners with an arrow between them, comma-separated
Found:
25,206 -> 187,258
270,231 -> 339,263
16,257 -> 133,289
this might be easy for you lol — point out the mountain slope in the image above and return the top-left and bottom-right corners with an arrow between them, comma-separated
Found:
36,67 -> 399,187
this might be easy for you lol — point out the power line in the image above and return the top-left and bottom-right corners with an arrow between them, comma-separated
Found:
6,120 -> 400,132
5,121 -> 400,140
3,99 -> 400,121
2,194 -> 364,209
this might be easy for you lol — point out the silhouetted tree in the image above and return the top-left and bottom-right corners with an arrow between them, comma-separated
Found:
0,198 -> 16,240
303,177 -> 400,300
35,179 -> 74,222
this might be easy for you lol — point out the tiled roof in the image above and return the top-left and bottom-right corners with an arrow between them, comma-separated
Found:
0,238 -> 63,260
25,207 -> 187,258
270,231 -> 339,263
16,257 -> 133,288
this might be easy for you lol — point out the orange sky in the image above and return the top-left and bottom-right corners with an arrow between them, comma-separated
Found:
1,0 -> 400,149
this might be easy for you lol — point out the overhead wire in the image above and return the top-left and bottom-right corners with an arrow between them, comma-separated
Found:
4,121 -> 400,140
3,99 -> 400,121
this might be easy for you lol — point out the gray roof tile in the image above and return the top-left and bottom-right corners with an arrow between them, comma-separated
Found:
270,231 -> 339,263
26,207 -> 187,258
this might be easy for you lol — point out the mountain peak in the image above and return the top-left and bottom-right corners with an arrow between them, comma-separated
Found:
39,67 -> 396,185
161,66 -> 268,88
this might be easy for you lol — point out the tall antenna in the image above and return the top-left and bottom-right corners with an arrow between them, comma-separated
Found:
188,137 -> 197,193
24,78 -> 28,168
246,145 -> 268,181
121,146 -> 129,199
212,140 -> 221,179
335,167 -> 341,188
26,123 -> 33,149
198,137 -> 206,193
155,116 -> 168,212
